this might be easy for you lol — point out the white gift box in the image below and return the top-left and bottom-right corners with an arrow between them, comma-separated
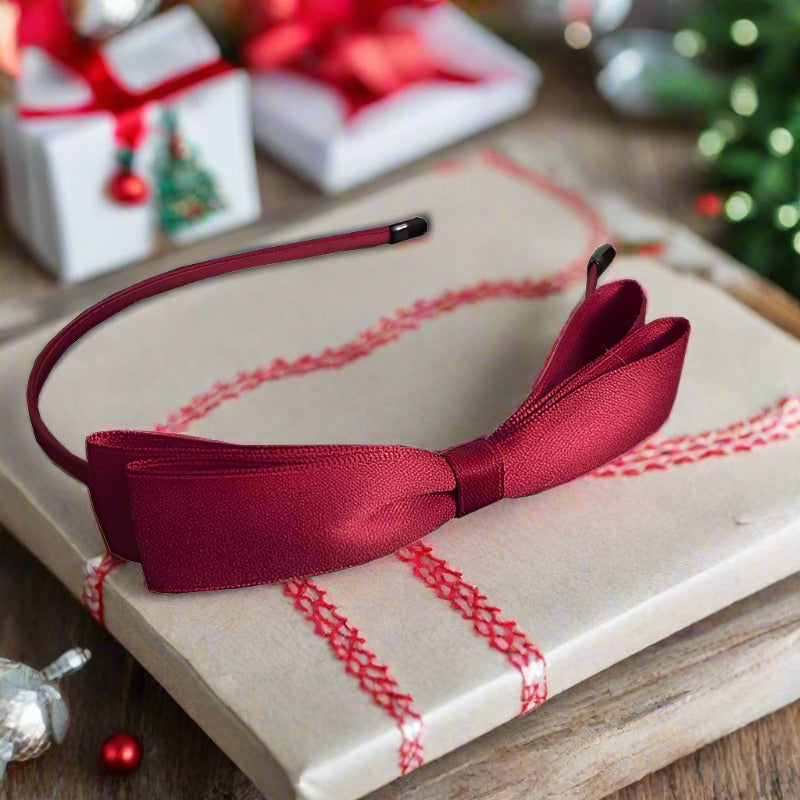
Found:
1,6 -> 261,283
251,4 -> 541,194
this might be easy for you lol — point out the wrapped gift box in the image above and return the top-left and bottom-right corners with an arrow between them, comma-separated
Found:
251,4 -> 541,193
0,151 -> 799,800
1,6 -> 261,283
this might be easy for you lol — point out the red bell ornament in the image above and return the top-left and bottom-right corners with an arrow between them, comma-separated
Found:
99,732 -> 142,774
108,171 -> 149,205
107,147 -> 149,205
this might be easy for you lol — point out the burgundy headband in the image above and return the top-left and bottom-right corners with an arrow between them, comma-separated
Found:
28,218 -> 690,592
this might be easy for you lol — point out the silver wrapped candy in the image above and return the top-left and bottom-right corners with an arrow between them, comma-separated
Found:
65,0 -> 162,41
0,648 -> 91,779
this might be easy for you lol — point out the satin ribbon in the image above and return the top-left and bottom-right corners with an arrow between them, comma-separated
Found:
15,0 -> 231,147
243,0 -> 482,117
27,218 -> 690,593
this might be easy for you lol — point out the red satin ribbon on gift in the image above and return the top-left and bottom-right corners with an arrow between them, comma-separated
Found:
27,218 -> 690,593
243,0 -> 482,117
15,0 -> 231,147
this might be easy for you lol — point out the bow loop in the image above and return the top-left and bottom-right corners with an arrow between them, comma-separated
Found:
495,313 -> 690,497
528,278 -> 646,400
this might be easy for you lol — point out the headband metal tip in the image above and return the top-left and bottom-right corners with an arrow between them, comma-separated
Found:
389,217 -> 429,244
588,243 -> 616,277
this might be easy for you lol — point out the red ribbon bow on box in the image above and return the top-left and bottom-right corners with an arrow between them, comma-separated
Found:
242,0 -> 482,116
28,219 -> 690,593
14,0 -> 231,154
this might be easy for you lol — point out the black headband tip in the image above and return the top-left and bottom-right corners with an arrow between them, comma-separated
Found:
389,216 -> 430,244
588,242 -> 616,277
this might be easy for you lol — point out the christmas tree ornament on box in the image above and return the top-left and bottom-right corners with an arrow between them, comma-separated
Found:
1,2 -> 261,282
243,0 -> 541,193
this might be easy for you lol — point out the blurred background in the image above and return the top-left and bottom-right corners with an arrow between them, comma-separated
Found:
1,0 -> 799,296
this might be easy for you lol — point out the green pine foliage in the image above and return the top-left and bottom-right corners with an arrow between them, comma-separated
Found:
682,1 -> 800,296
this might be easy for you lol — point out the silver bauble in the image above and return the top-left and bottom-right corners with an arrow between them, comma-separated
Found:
0,648 -> 91,779
519,0 -> 632,37
65,0 -> 162,41
595,29 -> 710,118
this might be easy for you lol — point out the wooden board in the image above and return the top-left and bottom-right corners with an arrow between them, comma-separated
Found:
0,529 -> 797,800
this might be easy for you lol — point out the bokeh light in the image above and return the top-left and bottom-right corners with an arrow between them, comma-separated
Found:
673,29 -> 706,58
564,21 -> 592,49
775,204 -> 800,229
713,118 -> 738,141
768,127 -> 794,156
730,78 -> 758,116
725,191 -> 754,221
730,19 -> 758,46
698,129 -> 725,159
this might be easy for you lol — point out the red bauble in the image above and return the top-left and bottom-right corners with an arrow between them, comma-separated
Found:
695,192 -> 723,218
108,171 -> 149,205
634,241 -> 667,257
99,732 -> 142,774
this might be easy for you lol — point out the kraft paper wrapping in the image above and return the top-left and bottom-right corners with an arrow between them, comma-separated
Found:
1,152 -> 799,800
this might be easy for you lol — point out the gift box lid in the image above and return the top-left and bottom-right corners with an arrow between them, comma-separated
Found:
17,5 -> 221,110
249,4 -> 542,193
0,150 -> 799,800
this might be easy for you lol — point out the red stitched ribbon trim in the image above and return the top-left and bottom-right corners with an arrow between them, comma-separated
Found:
284,578 -> 424,773
396,542 -> 546,714
82,553 -> 124,627
154,269 -> 586,435
594,395 -> 800,476
78,559 -> 426,772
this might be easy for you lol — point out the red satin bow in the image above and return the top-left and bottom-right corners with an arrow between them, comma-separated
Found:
242,0 -> 480,116
15,0 -> 231,147
27,220 -> 690,593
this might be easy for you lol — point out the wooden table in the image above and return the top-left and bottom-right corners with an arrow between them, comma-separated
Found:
1,46 -> 798,800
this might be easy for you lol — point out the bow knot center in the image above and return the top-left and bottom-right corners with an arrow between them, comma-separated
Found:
441,437 -> 504,517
